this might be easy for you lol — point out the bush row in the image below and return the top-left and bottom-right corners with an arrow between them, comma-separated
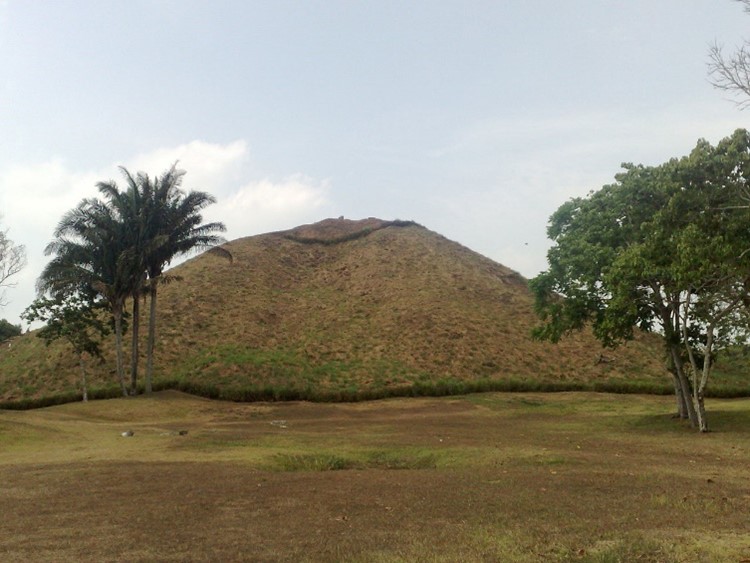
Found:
2,376 -> 749,411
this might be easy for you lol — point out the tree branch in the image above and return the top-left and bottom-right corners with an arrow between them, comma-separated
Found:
708,41 -> 750,109
0,229 -> 27,307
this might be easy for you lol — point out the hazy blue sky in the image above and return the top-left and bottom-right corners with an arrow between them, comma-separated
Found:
0,0 -> 748,325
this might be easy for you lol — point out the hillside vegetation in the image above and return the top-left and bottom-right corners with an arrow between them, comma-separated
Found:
0,218 -> 704,405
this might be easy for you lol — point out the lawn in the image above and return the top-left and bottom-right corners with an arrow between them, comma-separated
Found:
1,391 -> 749,562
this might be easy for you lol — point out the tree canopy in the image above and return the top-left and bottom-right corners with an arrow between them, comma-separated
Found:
0,318 -> 21,341
39,194 -> 141,395
22,293 -> 109,402
531,129 -> 750,432
37,163 -> 228,396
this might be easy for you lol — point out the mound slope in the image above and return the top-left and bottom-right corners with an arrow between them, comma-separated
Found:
0,218 -> 668,402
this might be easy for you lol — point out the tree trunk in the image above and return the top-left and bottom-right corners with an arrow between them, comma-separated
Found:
670,345 -> 698,428
665,346 -> 687,418
659,301 -> 692,421
78,353 -> 88,402
696,390 -> 709,432
668,297 -> 700,428
113,307 -> 128,397
670,371 -> 688,419
130,294 -> 140,395
695,325 -> 714,433
145,280 -> 157,395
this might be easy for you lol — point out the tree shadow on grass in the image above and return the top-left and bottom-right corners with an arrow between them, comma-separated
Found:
628,408 -> 750,434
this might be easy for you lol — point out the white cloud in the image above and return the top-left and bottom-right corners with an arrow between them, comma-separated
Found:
0,159 -> 100,277
0,158 -> 101,326
126,139 -> 333,238
207,174 -> 332,238
125,139 -> 249,196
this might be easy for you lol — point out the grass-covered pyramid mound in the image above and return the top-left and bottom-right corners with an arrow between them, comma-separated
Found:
1,218 -> 672,404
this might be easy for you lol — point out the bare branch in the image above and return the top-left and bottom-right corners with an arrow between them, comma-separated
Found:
708,40 -> 750,109
0,228 -> 27,307
706,2 -> 750,107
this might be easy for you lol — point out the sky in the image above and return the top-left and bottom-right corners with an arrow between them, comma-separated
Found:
0,0 -> 748,327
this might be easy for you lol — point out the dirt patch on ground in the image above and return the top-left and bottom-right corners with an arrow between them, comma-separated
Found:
2,459 -> 748,562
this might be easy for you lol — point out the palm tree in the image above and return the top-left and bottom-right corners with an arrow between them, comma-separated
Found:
97,170 -> 152,396
38,198 -> 142,396
39,164 -> 228,397
138,163 -> 230,394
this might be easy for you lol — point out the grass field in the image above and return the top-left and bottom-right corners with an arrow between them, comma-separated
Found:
2,391 -> 750,562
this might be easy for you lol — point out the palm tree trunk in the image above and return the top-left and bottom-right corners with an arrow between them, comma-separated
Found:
113,307 -> 128,397
145,280 -> 158,394
130,294 -> 140,395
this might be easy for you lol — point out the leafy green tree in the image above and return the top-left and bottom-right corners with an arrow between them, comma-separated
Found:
530,162 -> 697,420
532,129 -> 750,432
0,318 -> 21,341
38,197 -> 142,396
22,294 -> 109,402
662,134 -> 750,431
